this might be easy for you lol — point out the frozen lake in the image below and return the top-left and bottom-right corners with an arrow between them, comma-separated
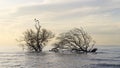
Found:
0,45 -> 120,68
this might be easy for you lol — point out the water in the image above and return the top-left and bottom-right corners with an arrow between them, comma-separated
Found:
0,45 -> 120,68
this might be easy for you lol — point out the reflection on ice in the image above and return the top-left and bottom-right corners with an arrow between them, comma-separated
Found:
0,46 -> 120,68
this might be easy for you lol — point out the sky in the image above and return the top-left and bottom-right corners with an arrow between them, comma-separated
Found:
0,0 -> 120,48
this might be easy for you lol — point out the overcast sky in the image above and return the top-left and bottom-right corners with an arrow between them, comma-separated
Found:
0,0 -> 120,46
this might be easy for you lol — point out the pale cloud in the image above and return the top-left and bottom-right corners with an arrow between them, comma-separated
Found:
11,0 -> 120,21
43,0 -> 91,4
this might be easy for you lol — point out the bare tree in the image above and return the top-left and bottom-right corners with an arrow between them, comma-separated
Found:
18,19 -> 54,52
51,28 -> 97,53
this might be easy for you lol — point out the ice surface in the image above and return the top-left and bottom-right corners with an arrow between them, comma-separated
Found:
0,45 -> 120,68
